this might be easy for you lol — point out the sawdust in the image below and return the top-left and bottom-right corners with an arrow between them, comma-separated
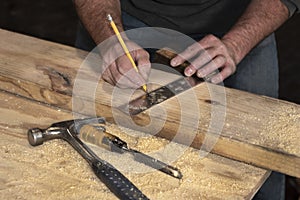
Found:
0,131 -> 115,200
0,91 -> 266,200
222,98 -> 300,157
0,122 -> 267,200
257,104 -> 300,155
0,89 -> 275,199
80,123 -> 266,199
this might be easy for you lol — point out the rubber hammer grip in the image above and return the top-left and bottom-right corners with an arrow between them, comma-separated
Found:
92,160 -> 149,200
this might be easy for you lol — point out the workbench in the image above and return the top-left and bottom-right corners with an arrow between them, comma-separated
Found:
0,29 -> 299,199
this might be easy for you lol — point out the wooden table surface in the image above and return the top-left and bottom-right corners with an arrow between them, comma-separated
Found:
0,90 -> 268,199
0,29 -> 299,199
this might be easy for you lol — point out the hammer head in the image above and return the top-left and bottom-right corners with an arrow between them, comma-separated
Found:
27,117 -> 106,147
28,127 -> 65,146
28,128 -> 44,146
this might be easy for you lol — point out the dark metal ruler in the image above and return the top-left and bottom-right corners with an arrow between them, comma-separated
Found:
119,76 -> 202,115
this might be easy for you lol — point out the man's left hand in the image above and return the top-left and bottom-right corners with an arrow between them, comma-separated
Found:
170,34 -> 237,84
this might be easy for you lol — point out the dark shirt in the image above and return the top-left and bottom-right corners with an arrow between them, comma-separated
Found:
121,0 -> 251,35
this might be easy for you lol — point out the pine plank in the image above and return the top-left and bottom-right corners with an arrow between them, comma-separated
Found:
0,29 -> 299,179
0,91 -> 268,199
151,49 -> 300,178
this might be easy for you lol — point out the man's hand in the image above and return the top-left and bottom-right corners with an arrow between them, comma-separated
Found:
101,40 -> 151,88
170,34 -> 237,84
171,0 -> 289,84
74,0 -> 151,88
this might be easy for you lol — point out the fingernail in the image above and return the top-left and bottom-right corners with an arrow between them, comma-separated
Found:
185,67 -> 194,76
171,59 -> 178,67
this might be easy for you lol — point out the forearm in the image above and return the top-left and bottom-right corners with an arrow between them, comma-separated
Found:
222,0 -> 289,65
74,0 -> 122,44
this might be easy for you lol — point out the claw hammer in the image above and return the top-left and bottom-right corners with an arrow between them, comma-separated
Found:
28,117 -> 149,200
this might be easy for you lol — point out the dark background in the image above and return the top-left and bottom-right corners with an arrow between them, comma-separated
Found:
0,0 -> 299,199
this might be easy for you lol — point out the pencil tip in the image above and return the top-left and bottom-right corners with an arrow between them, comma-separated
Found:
143,85 -> 147,93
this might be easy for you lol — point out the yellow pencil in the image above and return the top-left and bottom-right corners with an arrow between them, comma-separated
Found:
107,14 -> 147,92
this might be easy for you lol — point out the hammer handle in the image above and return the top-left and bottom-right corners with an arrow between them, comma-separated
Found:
66,131 -> 148,200
91,160 -> 149,200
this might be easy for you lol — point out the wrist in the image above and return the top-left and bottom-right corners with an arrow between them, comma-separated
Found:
221,35 -> 244,66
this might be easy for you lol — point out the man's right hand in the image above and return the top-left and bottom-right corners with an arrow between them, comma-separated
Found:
101,40 -> 151,89
74,0 -> 150,88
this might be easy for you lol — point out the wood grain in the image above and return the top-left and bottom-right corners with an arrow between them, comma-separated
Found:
0,91 -> 268,199
150,49 -> 300,178
0,29 -> 299,179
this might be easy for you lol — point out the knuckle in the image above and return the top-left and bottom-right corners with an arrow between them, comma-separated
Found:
216,56 -> 226,66
102,70 -> 111,79
176,54 -> 186,63
118,66 -> 127,74
206,34 -> 215,40
206,34 -> 219,43
186,45 -> 195,53
102,74 -> 115,85
197,69 -> 205,77
231,65 -> 237,74
217,43 -> 226,52
189,62 -> 199,70
143,50 -> 150,59
102,75 -> 109,82
186,43 -> 201,53
228,60 -> 236,72
116,66 -> 128,76
111,69 -> 120,79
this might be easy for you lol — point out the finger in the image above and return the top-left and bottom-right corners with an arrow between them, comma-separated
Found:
184,48 -> 218,76
131,49 -> 150,83
196,55 -> 226,78
116,77 -> 138,89
117,56 -> 146,88
107,61 -> 138,88
210,66 -> 232,84
184,65 -> 197,77
115,70 -> 141,89
114,69 -> 141,89
123,42 -> 149,78
102,67 -> 116,86
136,51 -> 151,81
171,42 -> 204,67
108,64 -> 136,88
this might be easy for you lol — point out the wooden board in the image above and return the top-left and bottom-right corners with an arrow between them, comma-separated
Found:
0,28 -> 179,114
152,49 -> 300,177
0,29 -> 299,178
0,91 -> 268,199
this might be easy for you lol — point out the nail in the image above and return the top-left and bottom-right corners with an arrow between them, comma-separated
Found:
171,59 -> 178,67
185,67 -> 194,76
